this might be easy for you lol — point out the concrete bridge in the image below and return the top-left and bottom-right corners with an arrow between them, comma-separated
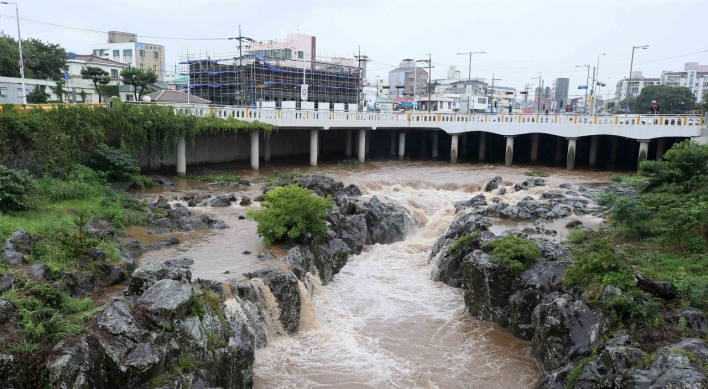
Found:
167,106 -> 706,175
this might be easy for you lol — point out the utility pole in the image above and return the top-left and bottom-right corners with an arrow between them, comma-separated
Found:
416,55 -> 434,112
456,51 -> 485,114
354,47 -> 369,112
1,2 -> 27,104
229,25 -> 254,107
536,74 -> 543,113
490,74 -> 501,113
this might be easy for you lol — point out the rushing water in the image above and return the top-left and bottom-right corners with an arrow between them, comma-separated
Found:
134,160 -> 614,388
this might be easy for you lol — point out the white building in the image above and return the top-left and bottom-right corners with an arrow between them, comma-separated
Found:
91,31 -> 166,81
615,71 -> 660,105
661,62 -> 708,102
0,76 -> 96,104
63,53 -> 127,103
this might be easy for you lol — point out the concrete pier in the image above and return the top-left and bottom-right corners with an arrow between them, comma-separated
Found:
656,137 -> 666,160
450,135 -> 459,164
588,135 -> 599,168
530,133 -> 539,164
504,136 -> 515,167
478,132 -> 486,162
432,131 -> 439,159
345,130 -> 352,158
310,129 -> 318,167
398,132 -> 406,160
566,138 -> 577,171
264,135 -> 271,162
250,131 -> 259,171
638,140 -> 650,170
358,129 -> 366,163
176,134 -> 186,177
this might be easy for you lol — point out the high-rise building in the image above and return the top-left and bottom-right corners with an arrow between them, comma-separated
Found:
92,32 -> 166,81
615,71 -> 660,105
388,60 -> 428,99
660,62 -> 708,102
553,78 -> 569,112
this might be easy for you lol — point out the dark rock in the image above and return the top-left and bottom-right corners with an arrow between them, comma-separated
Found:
254,194 -> 265,202
182,194 -> 195,201
167,206 -> 191,220
293,174 -> 344,198
541,191 -> 566,200
342,183 -> 362,196
498,187 -> 507,195
0,298 -> 18,324
559,183 -> 572,189
29,263 -> 52,281
137,279 -> 194,329
242,251 -> 251,255
326,212 -> 367,254
120,240 -> 146,259
636,274 -> 677,299
544,229 -> 558,236
164,257 -> 194,268
2,230 -> 35,266
211,196 -> 231,207
536,363 -> 577,389
84,220 -> 119,240
454,194 -> 487,213
125,259 -> 192,296
146,217 -> 175,235
601,284 -> 623,301
551,204 -> 572,217
208,219 -> 229,230
0,273 -> 15,294
565,220 -> 584,228
240,179 -> 251,186
356,196 -> 412,245
536,240 -> 571,261
45,336 -> 97,388
485,176 -> 503,192
102,264 -> 126,286
286,237 -> 350,284
239,197 -> 252,206
238,214 -> 246,220
619,339 -> 708,388
153,196 -> 171,210
244,267 -> 300,334
151,176 -> 174,187
531,292 -> 606,371
509,261 -> 570,340
565,190 -> 579,196
256,253 -> 277,260
682,308 -> 708,332
165,237 -> 180,245
460,250 -> 515,328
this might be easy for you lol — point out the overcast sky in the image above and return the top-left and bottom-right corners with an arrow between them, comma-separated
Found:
1,0 -> 707,100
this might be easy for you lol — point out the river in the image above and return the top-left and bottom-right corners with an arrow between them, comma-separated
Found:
135,160 -> 613,388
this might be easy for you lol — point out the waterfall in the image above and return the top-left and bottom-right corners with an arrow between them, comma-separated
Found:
297,280 -> 319,331
250,278 -> 286,340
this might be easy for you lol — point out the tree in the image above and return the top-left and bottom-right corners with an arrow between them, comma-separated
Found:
49,79 -> 66,103
697,92 -> 708,112
80,66 -> 111,103
79,89 -> 87,103
634,85 -> 696,114
26,85 -> 50,104
0,32 -> 67,80
641,140 -> 708,194
120,67 -> 158,101
97,84 -> 119,101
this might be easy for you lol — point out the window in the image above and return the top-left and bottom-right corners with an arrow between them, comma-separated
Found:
17,87 -> 24,97
478,97 -> 486,104
123,49 -> 132,57
139,49 -> 145,57
140,63 -> 144,69
153,65 -> 157,71
0,87 -> 6,97
111,69 -> 118,78
298,51 -> 304,59
153,51 -> 158,59
113,50 -> 119,57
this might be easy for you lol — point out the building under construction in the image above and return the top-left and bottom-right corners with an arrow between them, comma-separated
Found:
180,35 -> 363,109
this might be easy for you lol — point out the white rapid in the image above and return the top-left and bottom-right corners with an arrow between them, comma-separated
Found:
253,183 -> 541,388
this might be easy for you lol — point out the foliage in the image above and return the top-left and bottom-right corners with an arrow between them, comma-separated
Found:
567,356 -> 597,389
482,235 -> 541,273
79,90 -> 87,103
607,195 -> 652,235
49,80 -> 66,103
188,170 -> 240,183
567,229 -> 587,244
247,184 -> 333,247
524,171 -> 550,177
633,85 -> 696,114
252,169 -> 310,187
447,233 -> 479,254
27,85 -> 51,104
0,32 -> 68,80
0,165 -> 38,212
88,145 -> 140,182
608,174 -> 648,186
0,104 -> 277,175
80,66 -> 111,103
97,84 -> 120,100
641,140 -> 708,194
120,67 -> 158,101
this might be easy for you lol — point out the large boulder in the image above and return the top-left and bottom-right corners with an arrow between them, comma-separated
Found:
2,230 -> 37,266
508,261 -> 570,340
618,339 -> 708,388
286,236 -> 350,284
326,212 -> 367,254
211,196 -> 232,207
125,258 -> 193,296
137,279 -> 194,329
356,196 -> 413,245
0,298 -> 18,324
244,267 -> 300,334
0,273 -> 15,294
636,274 -> 677,299
294,174 -> 345,198
485,176 -> 503,192
454,194 -> 487,214
531,292 -> 607,371
460,250 -> 516,327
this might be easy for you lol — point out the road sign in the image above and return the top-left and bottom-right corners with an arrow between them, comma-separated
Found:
578,85 -> 588,90
651,102 -> 659,111
64,71 -> 69,81
301,84 -> 308,101
465,86 -> 473,97
566,104 -> 572,112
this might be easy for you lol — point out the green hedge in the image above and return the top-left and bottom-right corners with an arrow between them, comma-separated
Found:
0,104 -> 277,173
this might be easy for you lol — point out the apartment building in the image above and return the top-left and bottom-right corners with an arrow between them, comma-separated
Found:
91,31 -> 166,81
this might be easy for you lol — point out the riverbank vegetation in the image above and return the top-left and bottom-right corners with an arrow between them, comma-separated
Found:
565,140 -> 708,349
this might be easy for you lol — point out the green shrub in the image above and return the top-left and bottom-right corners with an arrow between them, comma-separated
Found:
189,170 -> 240,183
0,165 -> 38,212
566,356 -> 597,389
568,229 -> 587,244
448,233 -> 479,254
252,169 -> 310,187
524,171 -> 550,177
564,237 -> 636,299
247,184 -> 333,247
88,145 -> 141,182
482,235 -> 541,273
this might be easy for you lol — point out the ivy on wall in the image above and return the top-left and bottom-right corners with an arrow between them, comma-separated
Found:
0,103 -> 277,173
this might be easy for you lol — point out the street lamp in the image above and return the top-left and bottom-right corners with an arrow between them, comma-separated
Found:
417,55 -> 433,113
625,45 -> 649,113
457,51 -> 485,113
1,1 -> 26,104
576,64 -> 590,113
592,53 -> 606,115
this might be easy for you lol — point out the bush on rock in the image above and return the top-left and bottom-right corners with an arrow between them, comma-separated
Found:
482,234 -> 541,273
247,184 -> 333,247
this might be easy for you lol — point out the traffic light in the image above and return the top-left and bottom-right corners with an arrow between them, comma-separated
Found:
494,101 -> 497,108
596,81 -> 606,87
504,91 -> 514,95
519,91 -> 528,95
542,104 -> 546,110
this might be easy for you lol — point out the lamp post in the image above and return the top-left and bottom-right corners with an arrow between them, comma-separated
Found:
416,55 -> 433,113
576,64 -> 590,113
626,45 -> 649,113
456,52 -> 485,113
591,54 -> 606,115
1,1 -> 26,104
491,74 -> 502,113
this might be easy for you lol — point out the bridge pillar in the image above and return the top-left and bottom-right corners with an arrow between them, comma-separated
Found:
264,134 -> 271,162
451,135 -> 459,164
504,136 -> 515,167
432,131 -> 439,159
250,131 -> 259,171
365,130 -> 371,157
656,137 -> 666,160
478,132 -> 486,162
398,132 -> 406,160
566,138 -> 577,171
555,137 -> 563,164
358,129 -> 366,163
345,130 -> 352,158
609,137 -> 619,168
588,135 -> 599,168
638,139 -> 650,170
530,134 -> 540,164
310,129 -> 318,167
389,131 -> 396,157
176,134 -> 186,177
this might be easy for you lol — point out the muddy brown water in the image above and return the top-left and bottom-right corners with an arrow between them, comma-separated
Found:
132,160 -> 615,388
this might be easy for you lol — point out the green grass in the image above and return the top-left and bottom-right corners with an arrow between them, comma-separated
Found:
447,233 -> 479,254
187,170 -> 240,183
251,169 -> 311,187
524,171 -> 550,177
608,174 -> 648,186
567,229 -> 587,244
482,235 -> 542,273
566,356 -> 597,389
